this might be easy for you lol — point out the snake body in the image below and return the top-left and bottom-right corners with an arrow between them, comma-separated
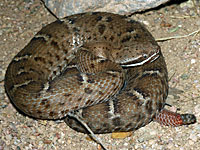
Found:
65,55 -> 196,133
65,51 -> 168,133
5,12 -> 196,135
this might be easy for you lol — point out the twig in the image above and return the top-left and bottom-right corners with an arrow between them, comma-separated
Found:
169,72 -> 176,82
40,0 -> 60,20
169,15 -> 196,19
67,112 -> 108,150
156,28 -> 200,42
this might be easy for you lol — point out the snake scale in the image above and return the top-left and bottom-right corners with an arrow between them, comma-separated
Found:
5,12 -> 196,144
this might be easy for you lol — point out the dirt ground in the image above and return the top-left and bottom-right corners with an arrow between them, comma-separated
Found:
0,0 -> 199,150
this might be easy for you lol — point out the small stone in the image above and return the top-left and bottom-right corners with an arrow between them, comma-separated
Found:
30,136 -> 36,140
150,130 -> 157,136
189,134 -> 197,142
85,136 -> 93,141
194,124 -> 200,131
0,69 -> 4,82
38,120 -> 48,125
142,20 -> 150,26
180,74 -> 189,80
180,147 -> 185,150
169,143 -> 176,149
148,139 -> 155,145
6,135 -> 12,140
124,142 -> 128,146
191,59 -> 196,64
168,105 -> 178,112
67,139 -> 72,144
43,139 -> 52,144
194,104 -> 200,115
188,140 -> 194,145
137,137 -> 144,143
196,20 -> 200,26
134,143 -> 139,149
111,132 -> 132,139
180,0 -> 193,9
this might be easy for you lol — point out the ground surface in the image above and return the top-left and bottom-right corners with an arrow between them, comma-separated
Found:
0,0 -> 199,150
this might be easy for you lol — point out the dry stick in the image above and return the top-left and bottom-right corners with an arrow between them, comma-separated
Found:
170,15 -> 196,19
168,72 -> 176,82
67,112 -> 108,150
40,0 -> 60,20
156,28 -> 200,42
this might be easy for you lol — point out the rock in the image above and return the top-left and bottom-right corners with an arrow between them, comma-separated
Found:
43,0 -> 170,18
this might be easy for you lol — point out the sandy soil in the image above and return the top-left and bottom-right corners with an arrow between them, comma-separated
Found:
0,0 -> 199,150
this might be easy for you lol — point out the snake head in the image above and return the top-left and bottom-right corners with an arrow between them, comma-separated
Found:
82,40 -> 161,68
111,43 -> 161,68
110,21 -> 162,68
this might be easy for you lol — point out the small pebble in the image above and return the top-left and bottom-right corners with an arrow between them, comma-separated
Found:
30,136 -> 36,140
189,134 -> 197,142
194,104 -> 200,115
124,142 -> 128,146
43,139 -> 52,144
196,20 -> 200,26
191,59 -> 196,64
6,135 -> 12,141
188,140 -> 194,145
148,139 -> 155,145
181,74 -> 189,80
150,130 -> 157,136
167,143 -> 174,149
180,147 -> 185,150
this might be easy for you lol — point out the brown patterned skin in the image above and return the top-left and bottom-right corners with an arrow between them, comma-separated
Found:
65,52 -> 168,133
4,12 -> 160,120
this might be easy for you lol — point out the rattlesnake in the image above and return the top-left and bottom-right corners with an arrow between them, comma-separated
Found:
4,12 -> 196,148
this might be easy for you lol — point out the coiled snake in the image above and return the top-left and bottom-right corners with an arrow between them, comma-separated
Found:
4,12 -> 196,148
